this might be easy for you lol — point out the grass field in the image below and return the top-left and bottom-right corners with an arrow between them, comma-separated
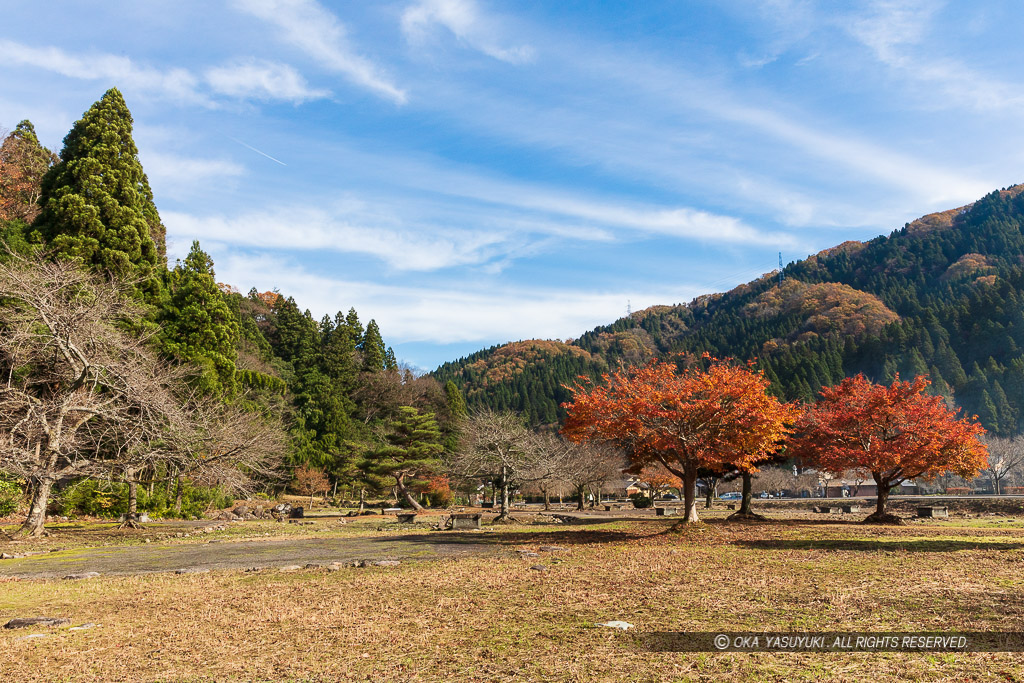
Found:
2,513 -> 1024,681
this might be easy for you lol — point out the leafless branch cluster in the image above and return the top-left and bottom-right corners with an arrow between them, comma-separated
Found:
0,254 -> 285,534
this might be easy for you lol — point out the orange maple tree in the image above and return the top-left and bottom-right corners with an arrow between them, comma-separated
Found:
562,356 -> 799,523
637,464 -> 682,501
795,374 -> 987,522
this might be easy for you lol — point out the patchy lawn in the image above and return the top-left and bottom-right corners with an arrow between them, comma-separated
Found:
1,518 -> 1023,681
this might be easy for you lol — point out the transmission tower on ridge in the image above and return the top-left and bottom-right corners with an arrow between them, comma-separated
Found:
626,299 -> 632,317
778,251 -> 784,287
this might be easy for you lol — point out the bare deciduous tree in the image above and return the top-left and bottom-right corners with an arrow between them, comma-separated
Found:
0,255 -> 285,535
558,441 -> 626,510
982,435 -> 1024,495
292,465 -> 330,507
449,410 -> 539,522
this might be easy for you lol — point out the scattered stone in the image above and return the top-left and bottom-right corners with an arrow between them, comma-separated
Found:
370,560 -> 401,567
174,568 -> 209,575
69,623 -> 97,631
63,572 -> 100,580
517,551 -> 540,558
279,564 -> 303,572
289,506 -> 305,519
0,553 -> 14,559
596,621 -> 634,631
244,566 -> 264,572
144,538 -> 152,543
530,565 -> 547,572
232,505 -> 250,517
208,540 -> 222,544
304,563 -> 321,569
16,633 -> 50,640
4,617 -> 70,629
539,545 -> 568,553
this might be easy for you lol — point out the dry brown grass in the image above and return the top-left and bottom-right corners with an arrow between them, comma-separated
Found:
2,519 -> 1023,681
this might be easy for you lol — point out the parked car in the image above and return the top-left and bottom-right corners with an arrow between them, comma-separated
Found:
660,493 -> 679,500
719,492 -> 742,500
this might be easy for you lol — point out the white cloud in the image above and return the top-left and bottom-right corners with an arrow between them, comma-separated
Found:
0,40 -> 329,106
232,0 -> 407,104
211,252 -> 696,346
844,0 -> 1024,113
402,0 -> 534,64
163,206 -> 513,271
138,151 -> 245,201
0,39 -> 205,104
204,60 -> 328,102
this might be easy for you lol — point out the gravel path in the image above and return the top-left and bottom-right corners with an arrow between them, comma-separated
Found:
0,532 -> 494,579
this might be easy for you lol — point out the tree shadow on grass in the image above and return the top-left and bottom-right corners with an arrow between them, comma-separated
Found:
370,526 -> 653,549
732,538 -> 1024,552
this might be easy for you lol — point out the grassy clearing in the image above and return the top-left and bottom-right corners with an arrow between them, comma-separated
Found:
2,519 -> 1023,681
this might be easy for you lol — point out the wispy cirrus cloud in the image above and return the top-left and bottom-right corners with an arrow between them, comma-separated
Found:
232,0 -> 407,103
402,0 -> 534,64
0,39 -> 205,104
844,0 -> 1024,112
0,39 -> 328,105
138,151 -> 246,201
211,251 -> 697,347
204,59 -> 328,102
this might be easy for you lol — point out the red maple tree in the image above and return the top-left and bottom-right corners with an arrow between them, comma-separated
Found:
795,374 -> 987,522
562,357 -> 799,523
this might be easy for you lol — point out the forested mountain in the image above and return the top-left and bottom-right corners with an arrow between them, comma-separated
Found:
434,186 -> 1024,434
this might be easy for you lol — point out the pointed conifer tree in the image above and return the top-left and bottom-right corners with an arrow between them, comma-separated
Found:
361,319 -> 387,372
159,241 -> 238,394
34,88 -> 166,293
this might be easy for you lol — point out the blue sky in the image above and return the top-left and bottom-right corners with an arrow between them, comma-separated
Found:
2,1 -> 1021,370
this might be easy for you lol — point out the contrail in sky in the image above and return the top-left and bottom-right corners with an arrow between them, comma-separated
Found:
228,136 -> 287,166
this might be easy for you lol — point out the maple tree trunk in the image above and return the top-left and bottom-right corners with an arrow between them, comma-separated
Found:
874,484 -> 890,517
22,476 -> 53,537
576,485 -> 585,511
543,489 -> 551,511
681,465 -> 700,523
738,472 -> 753,515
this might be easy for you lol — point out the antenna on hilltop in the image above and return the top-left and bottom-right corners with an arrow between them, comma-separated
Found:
778,251 -> 784,288
626,299 -> 632,317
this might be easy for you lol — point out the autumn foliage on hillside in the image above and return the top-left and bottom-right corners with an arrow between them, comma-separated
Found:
746,280 -> 898,342
563,357 -> 799,523
462,340 -> 592,388
940,253 -> 994,282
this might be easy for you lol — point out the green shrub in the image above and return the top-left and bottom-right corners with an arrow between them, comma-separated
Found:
630,493 -> 652,509
0,477 -> 22,516
58,478 -> 235,519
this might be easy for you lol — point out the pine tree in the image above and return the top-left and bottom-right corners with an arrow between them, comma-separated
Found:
34,88 -> 165,291
362,407 -> 443,510
159,241 -> 239,394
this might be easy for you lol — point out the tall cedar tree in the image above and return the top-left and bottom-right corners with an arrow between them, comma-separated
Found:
361,319 -> 387,372
362,406 -> 443,510
34,88 -> 165,293
563,357 -> 800,523
795,374 -> 988,523
0,120 -> 57,223
160,241 -> 239,395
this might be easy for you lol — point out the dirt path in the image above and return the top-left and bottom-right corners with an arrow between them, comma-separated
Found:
0,533 -> 495,579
